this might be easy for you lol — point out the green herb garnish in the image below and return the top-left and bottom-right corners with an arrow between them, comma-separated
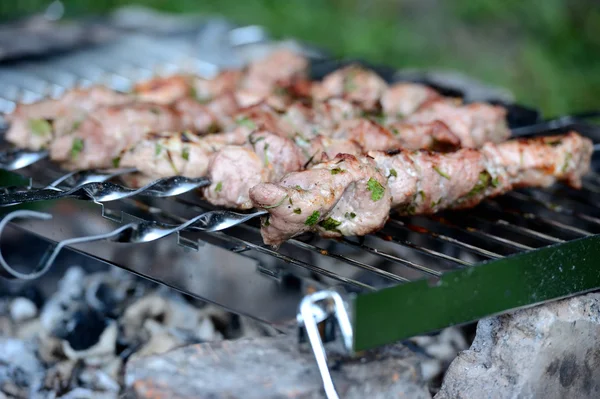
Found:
155,143 -> 163,156
215,181 -> 223,192
70,138 -> 84,159
433,165 -> 451,179
388,168 -> 398,178
295,185 -> 304,191
112,157 -> 121,168
249,135 -> 265,145
263,216 -> 270,227
263,143 -> 270,165
289,197 -> 293,205
71,120 -> 81,133
263,195 -> 288,209
182,146 -> 190,161
466,171 -> 492,198
548,139 -> 562,147
430,198 -> 443,208
293,208 -> 302,214
562,152 -> 572,173
305,211 -> 320,226
391,127 -> 400,136
190,86 -> 211,104
418,190 -> 426,201
331,168 -> 344,175
28,119 -> 52,137
345,212 -> 356,219
319,217 -> 341,231
366,178 -> 385,201
237,116 -> 256,129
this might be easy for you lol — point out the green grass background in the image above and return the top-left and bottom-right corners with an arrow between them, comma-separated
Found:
2,0 -> 599,117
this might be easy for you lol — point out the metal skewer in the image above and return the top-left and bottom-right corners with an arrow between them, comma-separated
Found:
0,175 -> 212,206
0,208 -> 268,280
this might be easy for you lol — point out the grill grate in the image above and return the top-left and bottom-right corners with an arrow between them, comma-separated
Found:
0,30 -> 599,329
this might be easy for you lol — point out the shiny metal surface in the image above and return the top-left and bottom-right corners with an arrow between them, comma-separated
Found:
1,23 -> 600,338
0,175 -> 211,206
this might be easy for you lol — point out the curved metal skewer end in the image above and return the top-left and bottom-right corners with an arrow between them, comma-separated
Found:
0,210 -> 54,280
0,210 -> 138,281
0,149 -> 48,171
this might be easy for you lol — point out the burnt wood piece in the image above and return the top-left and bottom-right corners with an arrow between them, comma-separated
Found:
125,334 -> 432,399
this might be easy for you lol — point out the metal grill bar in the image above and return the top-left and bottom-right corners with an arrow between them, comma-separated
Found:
1,29 -> 599,333
386,219 -> 502,259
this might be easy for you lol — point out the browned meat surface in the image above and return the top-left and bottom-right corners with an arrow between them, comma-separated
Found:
381,83 -> 441,118
387,121 -> 461,151
405,100 -> 510,148
49,103 -> 181,170
279,99 -> 360,140
369,131 -> 593,215
203,131 -> 306,209
312,65 -> 388,111
203,146 -> 269,210
250,154 -> 391,245
133,75 -> 192,105
173,97 -> 218,133
120,129 -> 253,187
250,132 -> 591,245
193,70 -> 243,102
481,131 -> 592,190
5,87 -> 130,150
303,136 -> 363,164
331,118 -> 398,151
242,49 -> 309,96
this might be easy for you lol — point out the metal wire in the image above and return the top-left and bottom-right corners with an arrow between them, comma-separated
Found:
1,34 -> 599,293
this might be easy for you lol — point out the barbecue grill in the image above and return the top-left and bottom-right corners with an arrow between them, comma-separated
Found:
1,20 -> 600,398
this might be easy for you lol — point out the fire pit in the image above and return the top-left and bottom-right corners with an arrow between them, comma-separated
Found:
1,9 -> 599,399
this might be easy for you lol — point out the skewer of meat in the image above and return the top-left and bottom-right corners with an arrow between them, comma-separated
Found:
250,131 -> 593,245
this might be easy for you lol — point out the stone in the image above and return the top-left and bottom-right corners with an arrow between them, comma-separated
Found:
9,297 -> 37,322
125,334 -> 432,399
436,293 -> 600,399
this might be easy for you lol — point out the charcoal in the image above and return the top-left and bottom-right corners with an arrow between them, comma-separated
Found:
0,338 -> 43,398
60,308 -> 108,351
9,297 -> 38,322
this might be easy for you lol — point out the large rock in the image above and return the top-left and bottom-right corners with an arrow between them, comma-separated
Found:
125,334 -> 432,399
436,293 -> 600,399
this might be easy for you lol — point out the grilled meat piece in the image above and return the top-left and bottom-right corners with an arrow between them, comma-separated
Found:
250,154 -> 391,245
299,135 -> 363,165
312,65 -> 388,111
120,129 -> 253,186
381,82 -> 441,118
387,121 -> 460,151
331,118 -> 399,151
204,131 -> 306,209
194,70 -> 243,102
203,146 -> 270,210
49,103 -> 181,170
405,99 -> 510,148
242,49 -> 309,96
133,75 -> 192,105
5,86 -> 130,150
279,99 -> 361,140
370,131 -> 592,215
253,132 -> 592,245
480,131 -> 592,190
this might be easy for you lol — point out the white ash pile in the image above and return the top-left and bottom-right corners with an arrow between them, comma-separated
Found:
0,265 -> 277,398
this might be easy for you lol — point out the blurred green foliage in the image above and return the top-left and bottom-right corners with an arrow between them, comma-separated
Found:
2,0 -> 599,116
